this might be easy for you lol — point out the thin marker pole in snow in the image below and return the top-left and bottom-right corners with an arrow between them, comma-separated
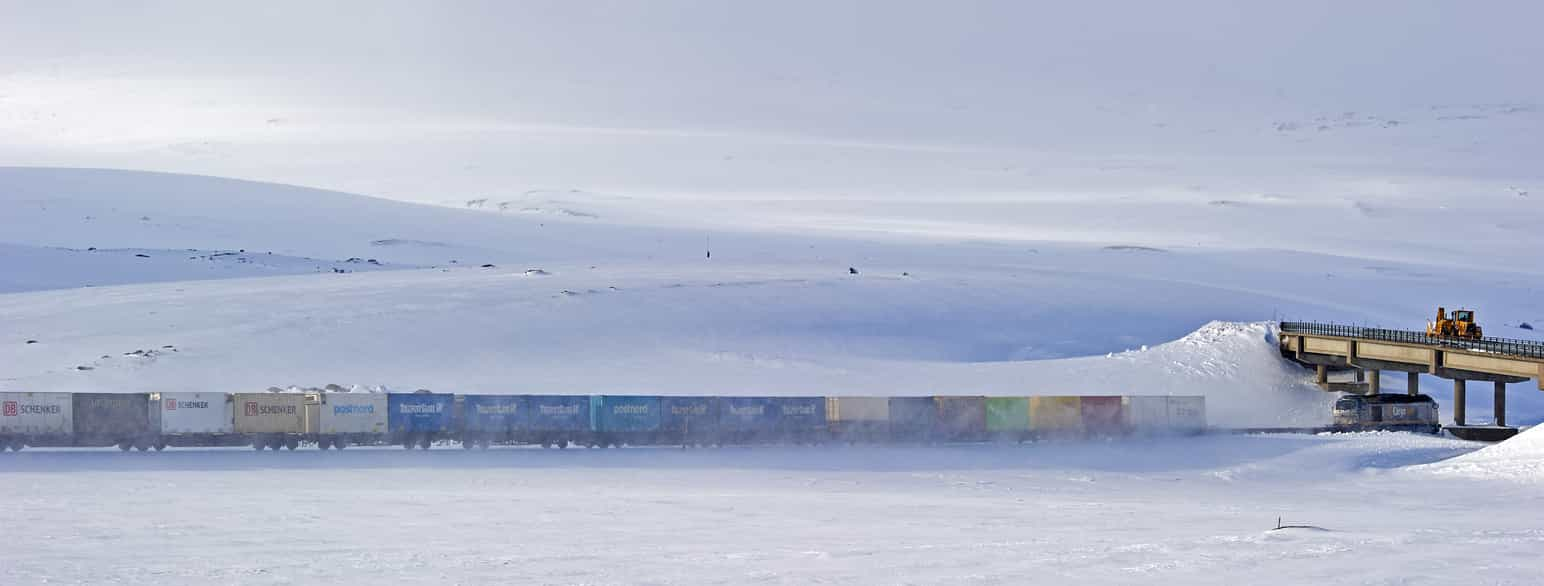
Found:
705,235 -> 711,259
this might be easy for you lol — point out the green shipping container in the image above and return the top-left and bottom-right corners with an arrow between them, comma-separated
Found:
984,397 -> 1031,431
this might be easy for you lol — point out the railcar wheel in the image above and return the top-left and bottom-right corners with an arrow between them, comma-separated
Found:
419,436 -> 432,450
252,442 -> 265,451
317,437 -> 332,450
268,437 -> 284,451
556,439 -> 568,449
462,438 -> 475,450
118,442 -> 132,452
154,442 -> 166,451
334,437 -> 348,450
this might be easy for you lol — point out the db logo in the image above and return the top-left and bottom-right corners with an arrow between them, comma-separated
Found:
166,399 -> 178,410
2,401 -> 15,417
245,402 -> 258,416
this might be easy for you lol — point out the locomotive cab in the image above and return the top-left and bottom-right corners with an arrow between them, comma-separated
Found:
1332,393 -> 1441,434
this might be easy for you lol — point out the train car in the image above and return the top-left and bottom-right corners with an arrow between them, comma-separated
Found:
1079,396 -> 1126,437
661,396 -> 718,446
235,393 -> 306,450
773,397 -> 827,444
1029,396 -> 1083,439
827,397 -> 889,443
388,392 -> 455,449
457,395 -> 524,449
932,396 -> 987,442
985,397 -> 1032,442
718,397 -> 779,444
590,395 -> 662,447
524,395 -> 590,448
150,392 -> 241,449
1122,396 -> 1208,435
74,393 -> 155,450
306,392 -> 388,449
1332,393 -> 1439,434
887,397 -> 935,442
0,392 -> 72,451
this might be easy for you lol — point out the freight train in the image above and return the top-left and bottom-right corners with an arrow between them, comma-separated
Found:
0,391 -> 1207,452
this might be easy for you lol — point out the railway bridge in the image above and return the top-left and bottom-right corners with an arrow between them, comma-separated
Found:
1278,322 -> 1544,441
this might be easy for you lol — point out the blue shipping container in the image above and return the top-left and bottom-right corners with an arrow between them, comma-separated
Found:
718,397 -> 779,432
388,393 -> 455,433
773,397 -> 827,432
661,396 -> 718,433
526,395 -> 590,432
461,395 -> 526,432
591,396 -> 662,433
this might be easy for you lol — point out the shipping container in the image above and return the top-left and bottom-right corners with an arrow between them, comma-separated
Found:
661,396 -> 718,445
72,393 -> 154,449
827,397 -> 890,442
1079,396 -> 1126,436
933,396 -> 987,441
591,395 -> 662,446
1030,396 -> 1083,437
233,392 -> 306,450
1122,396 -> 1171,433
150,392 -> 239,448
306,393 -> 388,449
455,395 -> 524,448
388,392 -> 455,449
773,397 -> 827,442
1166,396 -> 1207,434
0,392 -> 73,449
524,395 -> 590,448
718,397 -> 779,443
985,397 -> 1031,439
887,397 -> 935,441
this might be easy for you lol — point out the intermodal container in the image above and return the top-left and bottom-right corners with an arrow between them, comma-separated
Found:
591,395 -> 662,433
887,397 -> 935,440
1030,396 -> 1083,435
388,393 -> 455,433
718,397 -> 779,433
306,393 -> 388,435
233,393 -> 306,434
0,392 -> 73,437
661,396 -> 718,435
1123,396 -> 1170,432
73,393 -> 152,444
985,397 -> 1031,432
1166,396 -> 1207,433
1079,396 -> 1125,436
933,396 -> 986,440
827,397 -> 889,422
459,395 -> 525,433
151,392 -> 234,434
773,397 -> 826,436
526,395 -> 590,431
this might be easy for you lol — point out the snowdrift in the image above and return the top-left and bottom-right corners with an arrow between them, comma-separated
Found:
1411,425 -> 1544,483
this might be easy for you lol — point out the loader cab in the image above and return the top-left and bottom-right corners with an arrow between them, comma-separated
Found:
1454,310 -> 1473,322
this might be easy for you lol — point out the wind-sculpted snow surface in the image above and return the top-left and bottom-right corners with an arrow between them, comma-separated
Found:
1410,424 -> 1544,483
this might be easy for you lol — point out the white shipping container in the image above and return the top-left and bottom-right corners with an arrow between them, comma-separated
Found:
306,393 -> 387,434
827,396 -> 890,422
1166,396 -> 1207,433
0,392 -> 73,435
151,392 -> 235,434
1122,396 -> 1171,433
233,393 -> 306,434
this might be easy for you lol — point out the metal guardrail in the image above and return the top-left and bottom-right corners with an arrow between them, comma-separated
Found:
1279,321 -> 1544,360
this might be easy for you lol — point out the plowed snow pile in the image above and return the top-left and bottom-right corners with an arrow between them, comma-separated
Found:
1412,425 -> 1544,483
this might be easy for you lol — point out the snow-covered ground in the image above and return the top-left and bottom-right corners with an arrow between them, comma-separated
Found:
2,433 -> 1541,585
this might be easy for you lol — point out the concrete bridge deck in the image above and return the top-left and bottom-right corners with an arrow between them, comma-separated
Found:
1278,321 -> 1544,441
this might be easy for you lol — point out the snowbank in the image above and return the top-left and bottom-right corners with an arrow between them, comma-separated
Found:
1410,425 -> 1544,483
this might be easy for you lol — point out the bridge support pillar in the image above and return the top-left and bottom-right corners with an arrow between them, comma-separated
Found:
1367,369 -> 1380,394
1495,381 -> 1506,427
1453,379 -> 1466,426
1315,365 -> 1327,385
1407,372 -> 1419,396
1354,368 -> 1365,383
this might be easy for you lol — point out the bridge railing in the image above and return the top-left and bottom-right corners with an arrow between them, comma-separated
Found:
1279,321 -> 1544,360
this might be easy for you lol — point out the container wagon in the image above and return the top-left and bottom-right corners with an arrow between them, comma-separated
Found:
887,397 -> 935,442
525,395 -> 590,448
1079,396 -> 1126,437
717,397 -> 779,444
306,392 -> 388,449
827,397 -> 890,444
150,392 -> 241,449
985,397 -> 1032,442
74,393 -> 155,450
590,395 -> 662,447
773,397 -> 827,444
234,392 -> 306,450
0,392 -> 72,451
1165,396 -> 1207,435
457,395 -> 524,449
933,396 -> 987,442
661,396 -> 718,446
1030,396 -> 1083,439
388,392 -> 455,449
1122,396 -> 1208,435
